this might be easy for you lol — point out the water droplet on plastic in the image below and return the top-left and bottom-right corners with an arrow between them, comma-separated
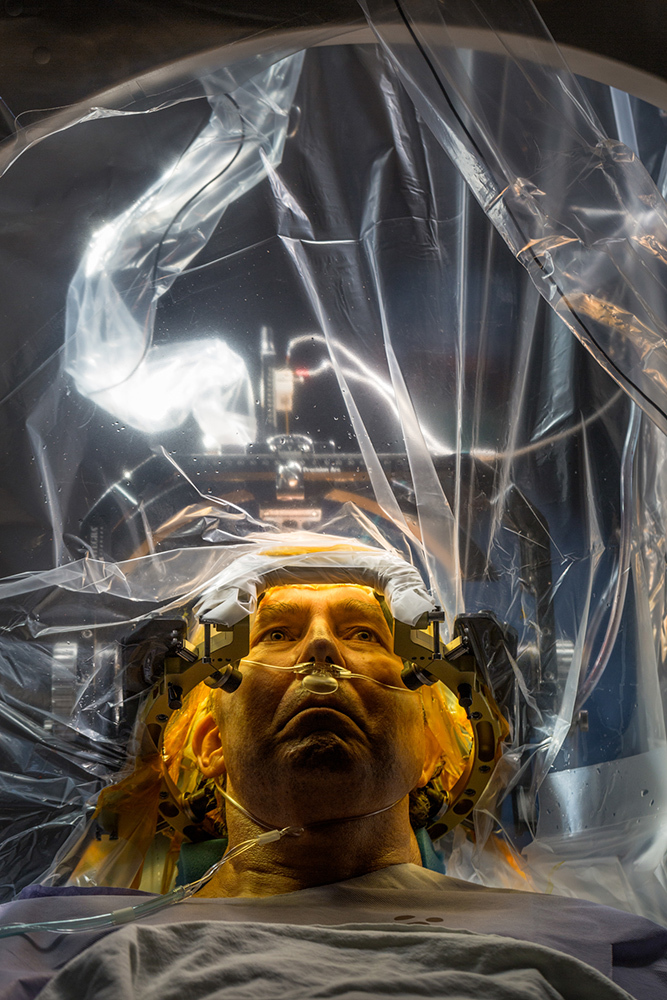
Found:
33,45 -> 50,64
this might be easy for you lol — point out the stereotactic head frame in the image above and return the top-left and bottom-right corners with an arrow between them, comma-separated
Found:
129,551 -> 513,844
395,610 -> 514,838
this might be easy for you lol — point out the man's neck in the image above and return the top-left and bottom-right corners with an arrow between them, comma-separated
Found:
194,801 -> 423,898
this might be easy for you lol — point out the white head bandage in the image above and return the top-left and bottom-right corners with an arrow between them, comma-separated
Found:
194,533 -> 433,627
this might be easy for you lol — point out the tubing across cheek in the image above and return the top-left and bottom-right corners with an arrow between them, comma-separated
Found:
241,658 -> 412,695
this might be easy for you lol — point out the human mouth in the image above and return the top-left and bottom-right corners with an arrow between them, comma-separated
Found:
280,708 -> 362,745
277,695 -> 363,734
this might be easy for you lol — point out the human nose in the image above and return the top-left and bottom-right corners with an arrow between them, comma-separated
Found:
298,618 -> 342,666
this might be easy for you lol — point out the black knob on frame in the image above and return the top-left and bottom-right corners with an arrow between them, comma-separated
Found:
204,664 -> 243,692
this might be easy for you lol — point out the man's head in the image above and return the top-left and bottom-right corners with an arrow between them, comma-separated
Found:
191,584 -> 443,831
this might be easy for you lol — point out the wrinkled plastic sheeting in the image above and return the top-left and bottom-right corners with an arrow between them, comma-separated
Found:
362,0 -> 667,437
64,54 -> 304,448
0,2 -> 667,920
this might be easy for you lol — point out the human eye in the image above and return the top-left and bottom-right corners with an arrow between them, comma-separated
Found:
348,627 -> 379,642
263,627 -> 293,642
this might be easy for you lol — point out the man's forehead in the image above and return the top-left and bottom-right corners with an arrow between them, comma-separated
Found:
254,585 -> 389,626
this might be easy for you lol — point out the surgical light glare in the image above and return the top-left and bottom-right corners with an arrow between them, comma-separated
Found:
66,55 -> 303,443
82,338 -> 257,446
84,221 -> 117,277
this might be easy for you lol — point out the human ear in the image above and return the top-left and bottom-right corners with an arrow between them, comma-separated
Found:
416,724 -> 444,789
191,711 -> 227,779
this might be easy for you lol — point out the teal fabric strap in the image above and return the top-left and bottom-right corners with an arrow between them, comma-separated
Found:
415,827 -> 447,874
176,830 -> 446,886
177,839 -> 228,886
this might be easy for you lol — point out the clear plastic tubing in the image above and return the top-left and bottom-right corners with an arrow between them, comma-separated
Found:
242,658 -> 413,695
0,828 -> 298,940
0,778 -> 405,939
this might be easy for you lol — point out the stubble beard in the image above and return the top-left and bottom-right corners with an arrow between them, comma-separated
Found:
230,726 -> 400,828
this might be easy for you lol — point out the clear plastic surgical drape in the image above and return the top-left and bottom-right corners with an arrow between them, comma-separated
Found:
1,1 -> 667,922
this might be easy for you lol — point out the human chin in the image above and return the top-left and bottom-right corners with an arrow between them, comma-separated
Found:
281,729 -> 360,773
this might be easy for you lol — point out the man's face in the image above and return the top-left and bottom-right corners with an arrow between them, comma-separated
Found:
200,585 -> 439,827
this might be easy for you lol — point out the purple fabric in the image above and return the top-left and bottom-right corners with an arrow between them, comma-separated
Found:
1,865 -> 666,1000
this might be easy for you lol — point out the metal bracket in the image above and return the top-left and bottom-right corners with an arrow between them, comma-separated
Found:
142,617 -> 250,765
393,611 -> 513,839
